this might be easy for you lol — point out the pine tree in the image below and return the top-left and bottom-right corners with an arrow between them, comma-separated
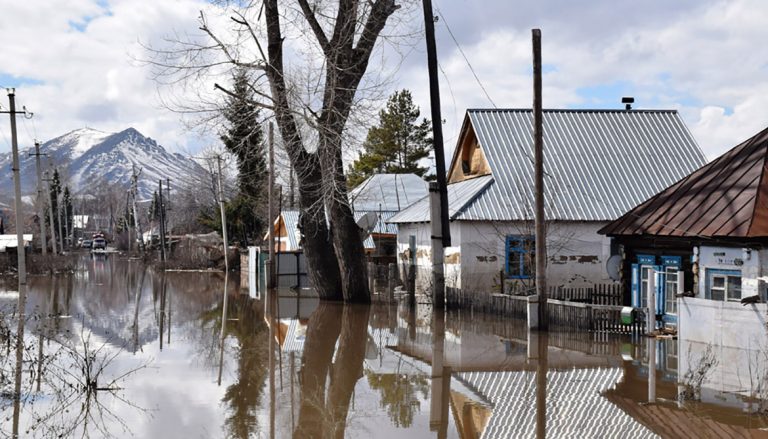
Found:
347,89 -> 433,188
214,68 -> 267,246
47,169 -> 62,232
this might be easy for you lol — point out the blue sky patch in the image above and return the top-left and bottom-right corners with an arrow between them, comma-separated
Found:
0,73 -> 43,89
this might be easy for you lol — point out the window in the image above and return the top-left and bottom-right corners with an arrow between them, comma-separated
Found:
665,267 -> 679,315
506,236 -> 535,279
707,269 -> 741,301
640,266 -> 654,306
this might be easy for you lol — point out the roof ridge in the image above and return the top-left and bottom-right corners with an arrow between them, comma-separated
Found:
466,108 -> 679,114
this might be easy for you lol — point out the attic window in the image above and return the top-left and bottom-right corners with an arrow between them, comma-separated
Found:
461,160 -> 471,174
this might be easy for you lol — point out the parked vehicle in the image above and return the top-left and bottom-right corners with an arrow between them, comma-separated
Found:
92,238 -> 107,250
82,239 -> 93,249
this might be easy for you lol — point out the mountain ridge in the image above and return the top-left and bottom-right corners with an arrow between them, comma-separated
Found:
0,127 -> 205,200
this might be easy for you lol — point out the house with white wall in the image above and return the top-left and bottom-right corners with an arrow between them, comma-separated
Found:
388,108 -> 705,304
602,124 -> 768,400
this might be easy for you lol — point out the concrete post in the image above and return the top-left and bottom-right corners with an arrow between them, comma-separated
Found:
647,267 -> 656,334
527,294 -> 540,329
429,182 -> 445,308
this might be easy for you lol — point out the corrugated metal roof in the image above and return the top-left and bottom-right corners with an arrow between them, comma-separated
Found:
457,368 -> 656,439
349,173 -> 428,211
281,210 -> 301,250
599,126 -> 768,238
277,209 -> 398,250
388,175 -> 493,223
391,109 -> 706,223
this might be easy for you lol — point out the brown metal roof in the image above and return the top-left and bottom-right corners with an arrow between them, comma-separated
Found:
599,126 -> 768,238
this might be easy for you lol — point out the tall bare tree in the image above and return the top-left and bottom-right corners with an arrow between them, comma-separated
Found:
149,1 -> 402,302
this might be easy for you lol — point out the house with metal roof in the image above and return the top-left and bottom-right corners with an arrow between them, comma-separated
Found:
263,173 -> 427,276
600,125 -> 768,336
388,108 -> 706,303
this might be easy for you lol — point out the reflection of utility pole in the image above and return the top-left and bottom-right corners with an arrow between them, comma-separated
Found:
429,308 -> 450,438
30,142 -> 47,255
217,273 -> 230,386
43,171 -> 58,255
216,156 -> 229,272
535,333 -> 549,439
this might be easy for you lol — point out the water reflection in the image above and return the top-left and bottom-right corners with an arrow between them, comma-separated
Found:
4,256 -> 768,437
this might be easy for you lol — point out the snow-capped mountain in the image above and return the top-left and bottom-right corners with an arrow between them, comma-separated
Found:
0,127 -> 206,199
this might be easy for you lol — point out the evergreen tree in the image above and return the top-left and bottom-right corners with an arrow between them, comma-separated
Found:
347,89 -> 433,188
212,68 -> 267,246
63,186 -> 73,234
47,169 -> 62,232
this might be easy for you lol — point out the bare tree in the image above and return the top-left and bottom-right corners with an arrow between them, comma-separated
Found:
146,1 -> 403,302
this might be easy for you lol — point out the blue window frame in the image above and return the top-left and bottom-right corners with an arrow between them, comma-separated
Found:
505,235 -> 534,279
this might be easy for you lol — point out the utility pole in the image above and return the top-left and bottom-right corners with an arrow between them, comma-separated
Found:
30,142 -> 47,255
267,123 -> 276,288
53,168 -> 64,252
43,171 -> 57,255
131,165 -> 145,254
165,177 -> 172,258
4,89 -> 27,284
158,179 -> 166,262
216,156 -> 230,272
422,0 -> 450,307
532,29 -> 548,330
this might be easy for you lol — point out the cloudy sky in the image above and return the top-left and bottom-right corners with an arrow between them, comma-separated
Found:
1,0 -> 766,162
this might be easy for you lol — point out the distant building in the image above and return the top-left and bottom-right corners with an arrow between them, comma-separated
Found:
266,173 -> 427,258
388,108 -> 706,303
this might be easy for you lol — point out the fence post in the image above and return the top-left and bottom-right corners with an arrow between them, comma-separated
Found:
388,263 -> 397,303
368,262 -> 376,297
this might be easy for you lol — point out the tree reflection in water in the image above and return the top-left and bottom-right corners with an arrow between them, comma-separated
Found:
293,303 -> 370,439
366,371 -> 429,428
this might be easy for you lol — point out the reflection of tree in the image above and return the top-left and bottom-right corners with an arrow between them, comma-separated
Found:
366,371 -> 429,428
294,303 -> 371,439
221,295 -> 269,439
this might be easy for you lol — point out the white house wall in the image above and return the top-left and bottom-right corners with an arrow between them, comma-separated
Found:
396,220 -> 612,298
697,245 -> 764,299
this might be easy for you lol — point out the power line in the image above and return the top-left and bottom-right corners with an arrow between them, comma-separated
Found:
434,6 -> 497,108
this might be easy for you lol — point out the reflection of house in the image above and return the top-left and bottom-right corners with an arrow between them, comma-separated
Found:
388,109 -> 705,300
600,126 -> 768,324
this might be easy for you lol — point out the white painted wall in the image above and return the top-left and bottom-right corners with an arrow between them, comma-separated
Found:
697,245 -> 763,299
678,296 -> 768,399
395,220 -> 612,297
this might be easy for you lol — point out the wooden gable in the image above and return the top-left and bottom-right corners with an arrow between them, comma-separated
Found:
447,117 -> 492,183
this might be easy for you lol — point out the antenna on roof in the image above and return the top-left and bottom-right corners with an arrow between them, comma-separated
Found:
621,97 -> 635,110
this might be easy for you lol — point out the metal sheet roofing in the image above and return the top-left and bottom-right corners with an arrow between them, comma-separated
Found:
457,368 -> 655,439
349,173 -> 428,211
278,209 -> 398,250
387,175 -> 493,223
599,126 -> 768,238
391,109 -> 706,223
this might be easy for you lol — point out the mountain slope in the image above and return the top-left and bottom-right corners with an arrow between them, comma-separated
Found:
0,127 -> 206,200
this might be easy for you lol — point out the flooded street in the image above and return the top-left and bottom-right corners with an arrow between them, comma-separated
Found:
2,256 -> 768,438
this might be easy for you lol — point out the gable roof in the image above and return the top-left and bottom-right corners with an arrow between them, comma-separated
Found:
600,126 -> 768,238
390,109 -> 705,224
348,173 -> 428,211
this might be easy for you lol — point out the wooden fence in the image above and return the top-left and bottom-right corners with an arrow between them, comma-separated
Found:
547,283 -> 623,306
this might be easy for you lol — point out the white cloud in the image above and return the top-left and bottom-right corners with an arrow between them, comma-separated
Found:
2,0 -> 768,163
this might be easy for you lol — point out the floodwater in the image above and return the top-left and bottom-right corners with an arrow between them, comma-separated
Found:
1,255 -> 767,438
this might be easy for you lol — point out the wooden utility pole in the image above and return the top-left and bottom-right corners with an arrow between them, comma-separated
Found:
53,168 -> 64,252
165,177 -> 172,257
30,142 -> 47,255
158,179 -> 167,262
422,0 -> 451,308
216,156 -> 230,272
5,90 -> 26,284
532,29 -> 548,330
43,171 -> 57,255
131,166 -> 145,254
267,123 -> 276,288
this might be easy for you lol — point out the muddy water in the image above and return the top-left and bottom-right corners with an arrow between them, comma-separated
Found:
1,256 -> 766,438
